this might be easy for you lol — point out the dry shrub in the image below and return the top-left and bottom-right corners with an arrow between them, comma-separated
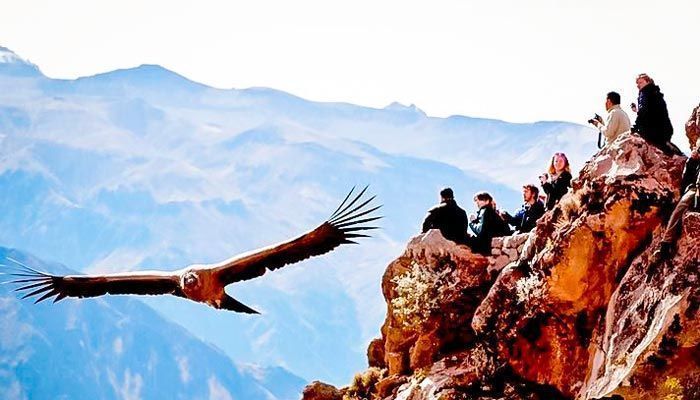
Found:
390,260 -> 453,327
344,367 -> 386,400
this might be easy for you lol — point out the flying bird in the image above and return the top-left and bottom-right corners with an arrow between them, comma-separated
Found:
3,187 -> 380,314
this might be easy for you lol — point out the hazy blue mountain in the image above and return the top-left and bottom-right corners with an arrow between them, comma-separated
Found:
0,46 -> 596,386
0,247 -> 306,400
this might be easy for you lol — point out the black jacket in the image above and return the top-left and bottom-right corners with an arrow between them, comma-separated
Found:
422,199 -> 469,244
542,171 -> 572,210
632,84 -> 673,145
502,200 -> 546,233
468,205 -> 511,254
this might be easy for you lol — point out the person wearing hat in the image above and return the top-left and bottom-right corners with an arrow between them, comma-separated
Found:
422,187 -> 470,244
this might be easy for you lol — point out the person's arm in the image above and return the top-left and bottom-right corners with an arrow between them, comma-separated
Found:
601,110 -> 621,141
469,211 -> 483,236
541,181 -> 554,194
461,210 -> 470,235
477,208 -> 494,238
632,93 -> 648,133
498,210 -> 511,224
509,208 -> 526,230
422,211 -> 434,233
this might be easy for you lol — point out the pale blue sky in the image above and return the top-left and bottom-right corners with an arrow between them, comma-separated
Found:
2,0 -> 698,142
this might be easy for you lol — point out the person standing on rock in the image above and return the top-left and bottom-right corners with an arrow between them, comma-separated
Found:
540,152 -> 572,210
499,184 -> 546,234
590,91 -> 631,145
421,187 -> 470,245
468,191 -> 511,254
652,142 -> 700,262
630,73 -> 675,153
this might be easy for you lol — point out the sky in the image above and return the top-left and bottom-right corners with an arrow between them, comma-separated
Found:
2,0 -> 699,144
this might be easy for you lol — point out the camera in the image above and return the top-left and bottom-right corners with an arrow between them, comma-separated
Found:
587,113 -> 602,125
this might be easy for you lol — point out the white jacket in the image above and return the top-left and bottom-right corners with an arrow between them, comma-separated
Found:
599,105 -> 631,143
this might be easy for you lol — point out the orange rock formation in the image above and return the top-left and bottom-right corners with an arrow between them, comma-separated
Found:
303,133 -> 699,400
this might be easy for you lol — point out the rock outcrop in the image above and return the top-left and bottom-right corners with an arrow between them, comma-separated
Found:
302,133 -> 699,400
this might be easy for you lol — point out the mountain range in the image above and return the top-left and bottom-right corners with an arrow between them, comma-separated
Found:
0,247 -> 306,400
0,45 -> 596,389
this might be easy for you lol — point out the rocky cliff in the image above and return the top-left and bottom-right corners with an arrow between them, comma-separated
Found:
303,133 -> 700,400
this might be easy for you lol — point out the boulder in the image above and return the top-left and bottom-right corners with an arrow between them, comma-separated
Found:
322,134 -> 699,400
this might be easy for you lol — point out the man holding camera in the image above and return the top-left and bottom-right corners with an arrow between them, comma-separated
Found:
590,91 -> 631,145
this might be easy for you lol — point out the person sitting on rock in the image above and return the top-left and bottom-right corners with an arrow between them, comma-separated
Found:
540,152 -> 573,210
630,73 -> 678,154
422,187 -> 470,244
468,191 -> 511,254
499,184 -> 546,234
652,143 -> 700,262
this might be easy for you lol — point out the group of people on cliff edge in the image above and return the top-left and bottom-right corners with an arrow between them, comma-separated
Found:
592,74 -> 698,265
422,188 -> 510,255
590,73 -> 678,154
422,72 -> 697,263
421,151 -> 572,255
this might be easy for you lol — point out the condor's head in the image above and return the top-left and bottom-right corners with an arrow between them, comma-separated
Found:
181,271 -> 202,292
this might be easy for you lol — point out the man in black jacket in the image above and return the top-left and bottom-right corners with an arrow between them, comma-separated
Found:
422,187 -> 469,244
500,184 -> 546,234
653,146 -> 700,261
631,73 -> 675,152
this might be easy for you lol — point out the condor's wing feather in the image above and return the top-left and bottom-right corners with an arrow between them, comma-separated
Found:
4,261 -> 182,303
212,186 -> 381,285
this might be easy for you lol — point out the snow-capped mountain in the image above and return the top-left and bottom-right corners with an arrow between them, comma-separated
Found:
0,46 -> 596,386
0,46 -> 41,77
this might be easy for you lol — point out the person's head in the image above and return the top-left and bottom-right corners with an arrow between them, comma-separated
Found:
606,91 -> 621,111
636,73 -> 653,90
439,187 -> 454,202
548,152 -> 571,175
522,184 -> 539,203
473,191 -> 493,208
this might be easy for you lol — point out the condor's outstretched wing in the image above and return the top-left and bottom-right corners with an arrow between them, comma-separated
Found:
3,258 -> 182,303
212,186 -> 381,285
